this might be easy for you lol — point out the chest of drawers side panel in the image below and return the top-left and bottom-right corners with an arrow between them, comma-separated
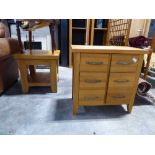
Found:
72,52 -> 80,115
127,54 -> 144,112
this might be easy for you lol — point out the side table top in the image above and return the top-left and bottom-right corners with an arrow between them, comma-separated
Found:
14,50 -> 60,60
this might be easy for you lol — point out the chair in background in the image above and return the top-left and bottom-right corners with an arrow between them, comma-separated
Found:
15,19 -> 59,75
106,19 -> 132,46
16,19 -> 59,53
143,30 -> 155,79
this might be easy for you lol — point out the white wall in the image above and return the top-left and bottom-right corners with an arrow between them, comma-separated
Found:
129,19 -> 151,38
10,25 -> 52,50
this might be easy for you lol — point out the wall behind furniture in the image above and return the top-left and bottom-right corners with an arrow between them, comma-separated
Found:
10,24 -> 52,50
148,19 -> 155,37
129,19 -> 151,37
58,19 -> 69,67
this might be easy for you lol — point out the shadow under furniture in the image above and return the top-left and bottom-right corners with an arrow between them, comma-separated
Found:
54,98 -> 128,121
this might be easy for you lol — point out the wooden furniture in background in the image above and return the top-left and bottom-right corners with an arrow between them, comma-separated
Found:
90,19 -> 109,45
147,31 -> 155,73
106,19 -> 132,46
151,30 -> 155,53
143,48 -> 153,80
16,19 -> 58,53
69,19 -> 90,67
14,50 -> 60,93
69,19 -> 132,67
16,19 -> 59,78
142,32 -> 155,80
72,45 -> 148,115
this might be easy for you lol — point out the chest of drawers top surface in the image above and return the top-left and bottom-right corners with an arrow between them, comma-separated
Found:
71,45 -> 148,54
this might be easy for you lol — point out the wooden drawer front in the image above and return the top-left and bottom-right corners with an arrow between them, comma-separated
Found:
106,90 -> 132,105
80,72 -> 107,89
111,54 -> 139,72
79,90 -> 105,106
108,73 -> 136,89
80,54 -> 109,72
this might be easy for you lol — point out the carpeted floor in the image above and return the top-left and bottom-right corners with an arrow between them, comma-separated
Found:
0,67 -> 155,135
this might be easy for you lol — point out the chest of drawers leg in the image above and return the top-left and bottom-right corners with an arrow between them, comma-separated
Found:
72,53 -> 80,115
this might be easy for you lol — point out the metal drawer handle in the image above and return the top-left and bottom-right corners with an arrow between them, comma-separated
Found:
116,58 -> 138,65
86,62 -> 104,65
83,96 -> 101,101
116,62 -> 130,65
85,80 -> 102,83
111,95 -> 126,99
114,80 -> 129,83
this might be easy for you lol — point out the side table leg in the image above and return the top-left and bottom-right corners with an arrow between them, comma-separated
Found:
28,30 -> 35,76
50,61 -> 57,93
19,62 -> 29,93
57,60 -> 59,81
29,65 -> 35,76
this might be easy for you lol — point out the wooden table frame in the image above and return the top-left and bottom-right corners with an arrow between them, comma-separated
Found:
14,50 -> 60,93
15,20 -> 59,78
143,48 -> 153,80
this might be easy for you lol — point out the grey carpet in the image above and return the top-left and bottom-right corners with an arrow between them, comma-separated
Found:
0,67 -> 155,135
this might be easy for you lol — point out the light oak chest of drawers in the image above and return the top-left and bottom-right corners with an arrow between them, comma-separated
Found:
72,45 -> 148,115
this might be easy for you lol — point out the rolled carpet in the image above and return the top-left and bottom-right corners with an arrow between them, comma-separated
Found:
137,78 -> 152,96
137,78 -> 155,103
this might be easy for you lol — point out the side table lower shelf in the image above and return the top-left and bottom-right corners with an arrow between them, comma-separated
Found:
14,50 -> 60,93
28,72 -> 51,87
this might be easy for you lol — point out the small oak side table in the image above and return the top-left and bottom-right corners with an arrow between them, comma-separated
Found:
14,50 -> 60,93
